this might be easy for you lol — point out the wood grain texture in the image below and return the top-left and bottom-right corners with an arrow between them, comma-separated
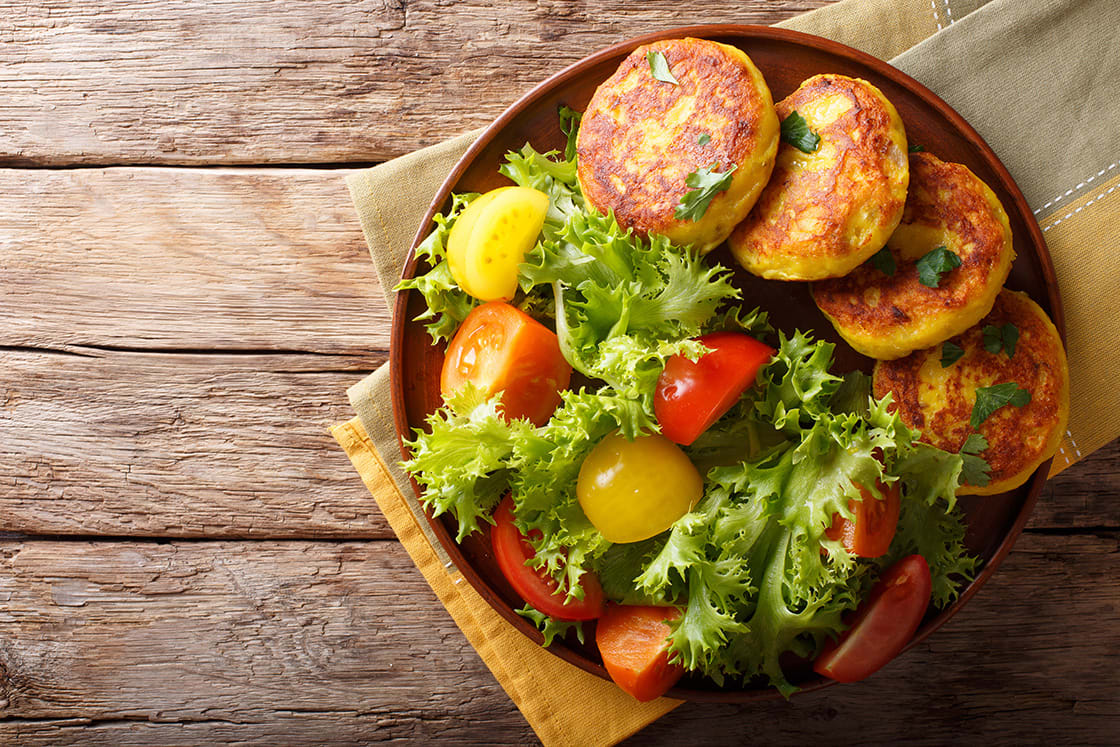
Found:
1034,444 -> 1120,528
0,167 -> 388,354
3,0 -> 1118,742
1,337 -> 1116,539
0,348 -> 391,538
0,532 -> 1115,745
0,540 -> 528,743
0,0 -> 834,166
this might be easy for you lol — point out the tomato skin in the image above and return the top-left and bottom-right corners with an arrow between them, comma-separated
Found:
577,432 -> 703,544
446,189 -> 506,296
824,480 -> 901,557
596,604 -> 684,702
463,187 -> 549,301
654,332 -> 775,445
441,302 -> 571,426
446,187 -> 548,301
813,554 -> 933,683
491,495 -> 604,622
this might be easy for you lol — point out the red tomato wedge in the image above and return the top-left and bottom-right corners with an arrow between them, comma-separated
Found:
596,604 -> 685,702
653,332 -> 774,445
441,301 -> 572,427
813,554 -> 932,683
824,480 -> 901,557
491,494 -> 604,621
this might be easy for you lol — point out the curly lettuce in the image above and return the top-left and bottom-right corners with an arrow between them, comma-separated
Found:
399,386 -> 530,541
398,123 -> 978,697
572,334 -> 973,695
395,193 -> 481,341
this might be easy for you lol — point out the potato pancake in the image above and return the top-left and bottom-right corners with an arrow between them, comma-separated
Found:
812,152 -> 1015,360
576,37 -> 779,253
728,74 -> 909,280
873,289 -> 1069,495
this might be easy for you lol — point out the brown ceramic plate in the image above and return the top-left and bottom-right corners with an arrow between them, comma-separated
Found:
390,25 -> 1062,702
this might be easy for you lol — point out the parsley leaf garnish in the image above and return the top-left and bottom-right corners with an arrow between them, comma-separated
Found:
869,247 -> 896,276
981,325 -> 1002,354
916,246 -> 962,288
909,143 -> 925,153
780,111 -> 820,153
675,163 -> 737,221
940,341 -> 965,368
647,51 -> 679,85
962,432 -> 988,453
982,323 -> 1019,358
959,432 -> 992,487
558,105 -> 582,162
1002,325 -> 1020,357
697,133 -> 710,146
971,382 -> 1031,428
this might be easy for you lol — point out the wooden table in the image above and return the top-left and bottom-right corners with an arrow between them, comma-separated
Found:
2,2 -> 1117,744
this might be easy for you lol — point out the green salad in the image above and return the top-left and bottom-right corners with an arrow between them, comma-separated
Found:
397,113 -> 976,697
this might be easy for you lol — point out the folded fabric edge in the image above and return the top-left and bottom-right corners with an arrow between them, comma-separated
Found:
330,416 -> 682,747
776,0 -> 942,61
345,129 -> 484,311
328,417 -> 549,740
344,367 -> 455,569
1036,169 -> 1120,474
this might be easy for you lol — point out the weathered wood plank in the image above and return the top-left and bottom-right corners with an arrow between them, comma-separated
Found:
0,715 -> 529,747
1,340 -> 1117,538
0,348 -> 392,538
0,0 -> 836,166
1038,449 -> 1120,529
0,167 -> 389,354
1034,442 -> 1120,528
0,533 -> 1115,745
0,540 -> 533,744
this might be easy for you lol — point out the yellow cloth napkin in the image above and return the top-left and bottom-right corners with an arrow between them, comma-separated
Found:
336,0 -> 1120,743
332,414 -> 679,746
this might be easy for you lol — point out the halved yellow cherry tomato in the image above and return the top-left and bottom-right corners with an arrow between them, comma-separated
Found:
457,187 -> 549,301
577,432 -> 703,544
446,188 -> 508,294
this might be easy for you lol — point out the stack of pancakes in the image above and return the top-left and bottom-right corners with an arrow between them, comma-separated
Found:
575,37 -> 1069,494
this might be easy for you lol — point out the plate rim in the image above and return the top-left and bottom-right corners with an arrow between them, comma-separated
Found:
389,23 -> 1062,702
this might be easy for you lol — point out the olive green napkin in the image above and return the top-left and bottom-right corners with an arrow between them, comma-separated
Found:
336,0 -> 1120,743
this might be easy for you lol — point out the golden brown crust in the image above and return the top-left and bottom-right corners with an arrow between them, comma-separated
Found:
873,290 -> 1070,495
576,38 -> 778,252
812,152 -> 1015,360
728,74 -> 909,280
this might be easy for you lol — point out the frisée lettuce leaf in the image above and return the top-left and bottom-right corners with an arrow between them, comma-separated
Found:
534,212 -> 739,405
403,386 -> 653,598
399,128 -> 740,417
399,125 -> 978,697
399,385 -> 530,541
403,327 -> 975,695
552,334 -> 973,695
395,192 -> 481,342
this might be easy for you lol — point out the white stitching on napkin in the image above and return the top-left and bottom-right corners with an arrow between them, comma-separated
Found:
1055,443 -> 1071,467
943,0 -> 954,25
930,0 -> 943,30
1055,431 -> 1082,468
1066,429 -> 1084,459
1035,161 -> 1120,215
1042,182 -> 1120,232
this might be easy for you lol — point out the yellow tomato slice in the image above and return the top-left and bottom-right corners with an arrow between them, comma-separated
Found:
577,432 -> 703,544
446,188 -> 509,296
463,187 -> 549,301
